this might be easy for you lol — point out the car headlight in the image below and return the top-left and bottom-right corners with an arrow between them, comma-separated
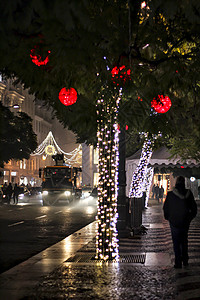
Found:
64,191 -> 71,196
43,191 -> 48,195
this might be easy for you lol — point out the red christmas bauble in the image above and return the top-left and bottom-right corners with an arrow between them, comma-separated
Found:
30,47 -> 50,66
111,65 -> 131,84
59,87 -> 77,106
151,95 -> 171,113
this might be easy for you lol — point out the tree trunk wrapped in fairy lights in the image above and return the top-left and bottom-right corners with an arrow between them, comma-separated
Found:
128,134 -> 153,232
129,134 -> 153,199
95,87 -> 122,261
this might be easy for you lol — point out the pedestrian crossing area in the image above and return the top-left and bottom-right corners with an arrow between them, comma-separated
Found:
119,201 -> 200,299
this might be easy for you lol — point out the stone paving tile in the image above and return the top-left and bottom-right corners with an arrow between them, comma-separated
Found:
31,264 -> 177,300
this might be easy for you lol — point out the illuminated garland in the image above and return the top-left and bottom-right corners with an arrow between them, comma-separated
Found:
129,134 -> 153,198
95,86 -> 122,261
31,131 -> 81,166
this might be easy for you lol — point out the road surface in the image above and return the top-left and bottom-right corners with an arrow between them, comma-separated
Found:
0,192 -> 97,273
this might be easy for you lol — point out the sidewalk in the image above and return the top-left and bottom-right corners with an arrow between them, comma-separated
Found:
0,200 -> 200,299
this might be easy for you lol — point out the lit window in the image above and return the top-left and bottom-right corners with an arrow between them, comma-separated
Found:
23,160 -> 26,169
20,160 -> 23,169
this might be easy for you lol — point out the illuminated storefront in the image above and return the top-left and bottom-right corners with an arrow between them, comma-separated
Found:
126,147 -> 200,199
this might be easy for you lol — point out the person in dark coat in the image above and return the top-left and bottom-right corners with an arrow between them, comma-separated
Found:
13,183 -> 20,204
163,176 -> 197,268
152,184 -> 155,199
6,183 -> 13,204
159,185 -> 164,203
155,184 -> 159,202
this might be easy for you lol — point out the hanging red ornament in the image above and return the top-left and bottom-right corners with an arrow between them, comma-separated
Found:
151,95 -> 172,113
30,46 -> 51,66
111,65 -> 131,85
59,87 -> 77,106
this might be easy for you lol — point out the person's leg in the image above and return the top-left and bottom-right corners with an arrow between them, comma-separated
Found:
170,224 -> 182,268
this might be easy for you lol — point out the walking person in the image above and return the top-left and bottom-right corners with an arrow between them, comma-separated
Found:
159,185 -> 164,203
13,183 -> 20,204
2,182 -> 7,194
152,184 -> 155,199
2,182 -> 7,203
163,176 -> 197,268
6,182 -> 13,204
155,184 -> 159,202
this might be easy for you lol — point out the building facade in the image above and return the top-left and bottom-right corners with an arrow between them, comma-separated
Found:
0,76 -> 80,187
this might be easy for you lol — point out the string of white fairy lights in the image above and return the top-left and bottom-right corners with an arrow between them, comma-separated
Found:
129,133 -> 153,198
95,86 -> 122,261
31,131 -> 81,166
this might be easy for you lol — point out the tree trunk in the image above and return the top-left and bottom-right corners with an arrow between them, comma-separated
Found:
129,134 -> 153,233
95,88 -> 122,260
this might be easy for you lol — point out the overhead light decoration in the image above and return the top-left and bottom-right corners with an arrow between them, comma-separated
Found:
111,65 -> 131,85
151,95 -> 172,113
59,87 -> 77,106
95,86 -> 122,261
45,145 -> 55,156
30,46 -> 51,66
31,131 -> 81,166
129,134 -> 153,198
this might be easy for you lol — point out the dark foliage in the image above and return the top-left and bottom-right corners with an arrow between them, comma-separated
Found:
0,102 -> 37,167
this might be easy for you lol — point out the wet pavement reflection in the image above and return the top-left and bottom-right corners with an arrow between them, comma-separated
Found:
33,264 -> 176,299
0,200 -> 200,299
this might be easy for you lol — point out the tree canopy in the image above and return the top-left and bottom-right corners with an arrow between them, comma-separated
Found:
0,102 -> 37,167
0,0 -> 199,158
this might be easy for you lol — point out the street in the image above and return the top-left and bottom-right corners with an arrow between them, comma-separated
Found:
0,192 -> 97,274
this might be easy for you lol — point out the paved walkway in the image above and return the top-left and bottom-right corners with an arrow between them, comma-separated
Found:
0,200 -> 200,299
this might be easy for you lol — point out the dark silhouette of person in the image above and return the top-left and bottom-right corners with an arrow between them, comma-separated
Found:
163,176 -> 197,268
155,184 -> 159,202
2,182 -> 7,195
152,184 -> 155,199
13,183 -> 20,204
6,183 -> 13,204
159,185 -> 164,202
